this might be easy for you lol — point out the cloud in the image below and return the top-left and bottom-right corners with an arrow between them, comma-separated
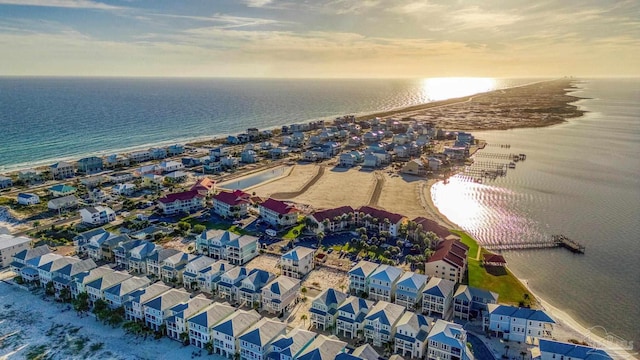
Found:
450,6 -> 521,30
0,0 -> 120,10
148,13 -> 285,29
243,0 -> 273,8
388,1 -> 439,14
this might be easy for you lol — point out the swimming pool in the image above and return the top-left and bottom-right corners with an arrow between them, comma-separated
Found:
220,166 -> 288,190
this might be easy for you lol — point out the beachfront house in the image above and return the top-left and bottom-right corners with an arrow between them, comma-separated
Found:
394,271 -> 429,309
309,288 -> 348,331
165,295 -> 213,342
50,161 -> 75,179
484,304 -> 555,343
79,206 -> 116,226
85,270 -> 133,306
157,190 -> 206,215
10,245 -> 50,275
85,232 -> 127,262
18,169 -> 42,184
51,259 -> 97,299
187,302 -> 236,349
158,160 -> 184,173
363,300 -> 406,347
143,288 -> 191,332
197,260 -> 234,294
393,312 -> 432,359
237,268 -> 275,307
538,339 -> 613,360
212,309 -> 261,358
124,282 -> 171,321
238,318 -> 287,360
425,239 -> 468,284
182,255 -> 217,290
196,229 -> 236,260
129,150 -> 152,163
48,195 -> 78,212
268,328 -> 317,360
335,295 -> 373,339
295,335 -> 347,360
127,240 -> 159,274
69,266 -> 113,298
258,198 -> 299,228
261,275 -> 301,315
427,320 -> 473,360
17,193 -> 40,206
307,206 -> 355,234
168,144 -> 185,156
103,276 -> 151,309
348,260 -> 379,296
421,277 -> 455,318
0,176 -> 13,189
76,156 -> 104,174
19,253 -> 62,284
149,147 -> 167,160
48,184 -> 77,197
146,248 -> 180,278
104,154 -> 130,169
0,234 -> 32,268
160,251 -> 195,284
212,190 -> 251,218
367,264 -> 403,303
37,256 -> 81,288
280,246 -> 315,279
452,285 -> 499,320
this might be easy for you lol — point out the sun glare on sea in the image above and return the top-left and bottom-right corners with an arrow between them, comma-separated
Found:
420,77 -> 496,101
430,176 -> 488,231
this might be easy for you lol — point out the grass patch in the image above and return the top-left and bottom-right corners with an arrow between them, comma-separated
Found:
452,230 -> 534,305
283,223 -> 305,240
25,345 -> 49,360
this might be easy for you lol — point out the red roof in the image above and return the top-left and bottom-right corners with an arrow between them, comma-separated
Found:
357,206 -> 405,224
412,217 -> 452,239
260,198 -> 297,215
158,190 -> 204,204
191,177 -> 215,193
483,253 -> 507,264
213,190 -> 251,206
427,239 -> 468,268
312,206 -> 355,222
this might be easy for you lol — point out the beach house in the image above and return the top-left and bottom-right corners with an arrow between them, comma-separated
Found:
160,251 -> 195,284
182,255 -> 217,290
393,312 -> 432,359
19,253 -> 62,284
51,259 -> 97,300
401,159 -> 426,176
79,205 -> 116,225
145,248 -> 178,277
85,270 -> 133,306
190,177 -> 216,197
356,206 -> 406,238
49,161 -> 75,179
149,147 -> 167,160
123,282 -> 171,321
452,285 -> 499,320
258,198 -> 299,228
187,302 -> 235,349
165,295 -> 213,342
261,275 -> 301,315
367,264 -> 403,302
126,240 -> 159,274
268,328 -> 317,360
225,234 -> 259,266
0,234 -> 32,268
295,335 -> 348,360
10,245 -> 50,275
37,256 -> 81,288
421,277 -> 455,318
111,183 -> 136,196
348,260 -> 379,296
69,266 -> 113,298
143,288 -> 191,332
103,276 -> 151,309
394,271 -> 429,309
484,304 -> 555,343
237,268 -> 275,307
307,206 -> 355,234
157,190 -> 206,215
18,169 -> 42,184
76,156 -> 104,174
238,318 -> 287,360
363,300 -> 406,347
158,160 -> 184,173
217,266 -> 249,302
47,195 -> 78,212
196,229 -> 236,259
427,320 -> 473,360
86,233 -> 128,262
212,190 -> 251,218
335,296 -> 373,339
309,288 -> 348,331
538,339 -> 613,360
0,176 -> 13,189
128,150 -> 152,163
280,246 -> 315,279
197,260 -> 234,294
48,184 -> 77,197
212,309 -> 261,358
425,239 -> 468,284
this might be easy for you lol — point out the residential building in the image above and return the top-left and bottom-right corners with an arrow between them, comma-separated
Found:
124,282 -> 171,321
421,277 -> 455,318
237,269 -> 275,307
425,239 -> 468,284
161,252 -> 195,284
238,318 -> 287,360
538,339 -> 613,360
452,285 -> 498,321
79,206 -> 116,225
165,295 -> 213,341
157,190 -> 206,215
103,276 -> 151,309
165,171 -> 188,183
126,240 -> 159,274
0,234 -> 32,268
212,309 -> 261,358
48,184 -> 77,197
280,246 -> 315,279
128,150 -> 152,163
182,255 -> 217,290
188,302 -> 236,349
10,245 -> 50,274
196,229 -> 238,260
76,156 -> 104,174
168,144 -> 185,156
261,276 -> 301,314
367,264 -> 403,302
258,198 -> 299,228
191,177 -> 216,197
85,232 -> 127,263
109,172 -> 134,183
51,259 -> 97,299
484,304 -> 555,343
146,248 -> 180,278
85,270 -> 133,306
0,176 -> 13,189
20,253 -> 62,284
268,328 -> 316,360
363,300 -> 405,347
310,288 -> 348,331
348,260 -> 379,296
226,234 -> 259,266
218,266 -> 250,302
104,155 -> 130,168
335,296 -> 373,339
294,335 -> 347,360
212,190 -> 251,218
150,147 -> 168,159
394,312 -> 432,359
17,193 -> 40,206
48,195 -> 78,212
427,320 -> 474,360
356,206 -> 406,238
38,256 -> 81,288
70,266 -> 113,298
18,169 -> 42,184
158,160 -> 184,173
394,271 -> 429,309
307,206 -> 355,234
401,159 -> 426,176
143,288 -> 191,332
111,183 -> 136,196
197,260 -> 234,294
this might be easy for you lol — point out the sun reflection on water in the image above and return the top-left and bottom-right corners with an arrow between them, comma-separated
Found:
420,77 -> 496,101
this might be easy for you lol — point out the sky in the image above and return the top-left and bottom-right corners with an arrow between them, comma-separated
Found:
0,0 -> 638,78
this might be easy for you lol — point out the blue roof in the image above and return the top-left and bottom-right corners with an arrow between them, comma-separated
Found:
539,339 -> 612,359
369,265 -> 402,283
49,184 -> 76,193
213,319 -> 234,336
489,304 -> 555,323
144,296 -> 163,311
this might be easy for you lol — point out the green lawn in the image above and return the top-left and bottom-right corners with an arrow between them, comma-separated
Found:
452,230 -> 534,306
283,223 -> 305,240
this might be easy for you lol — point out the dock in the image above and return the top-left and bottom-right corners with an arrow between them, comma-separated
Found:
484,234 -> 585,254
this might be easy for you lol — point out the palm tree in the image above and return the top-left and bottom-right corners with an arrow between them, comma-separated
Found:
316,232 -> 325,247
504,345 -> 510,358
300,314 -> 308,328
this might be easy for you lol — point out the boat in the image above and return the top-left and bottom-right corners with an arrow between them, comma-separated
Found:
508,162 -> 516,169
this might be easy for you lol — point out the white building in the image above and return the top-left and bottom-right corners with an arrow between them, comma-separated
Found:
187,302 -> 236,349
80,206 -> 116,225
427,320 -> 474,360
17,193 -> 40,206
484,304 -> 555,343
0,234 -> 32,268
261,276 -> 301,314
157,190 -> 206,215
258,198 -> 299,228
212,309 -> 261,358
280,246 -> 315,279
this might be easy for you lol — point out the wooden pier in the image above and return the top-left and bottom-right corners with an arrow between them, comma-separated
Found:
475,152 -> 527,161
484,234 -> 585,254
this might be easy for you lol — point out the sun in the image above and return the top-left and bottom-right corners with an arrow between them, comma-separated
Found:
420,77 -> 496,101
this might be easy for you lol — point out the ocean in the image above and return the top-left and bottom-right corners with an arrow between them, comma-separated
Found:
431,78 -> 640,350
0,77 -> 638,351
